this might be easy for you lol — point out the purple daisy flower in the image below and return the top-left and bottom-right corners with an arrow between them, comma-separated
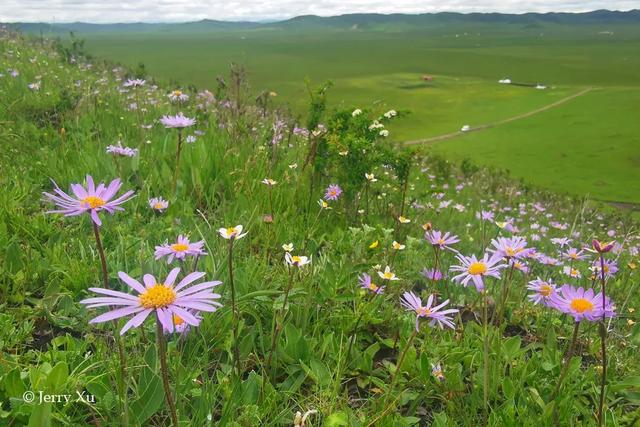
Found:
421,268 -> 443,281
526,277 -> 557,306
562,247 -> 589,261
159,113 -> 196,129
168,89 -> 189,103
425,230 -> 460,250
155,235 -> 207,263
400,291 -> 458,331
149,197 -> 169,212
106,142 -> 138,157
358,273 -> 384,294
123,78 -> 145,87
324,184 -> 342,201
80,268 -> 222,335
591,259 -> 618,279
548,285 -> 615,322
450,253 -> 504,292
43,175 -> 135,227
489,236 -> 532,259
168,310 -> 202,335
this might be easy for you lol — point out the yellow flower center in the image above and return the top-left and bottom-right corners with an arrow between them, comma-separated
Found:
154,203 -> 164,209
173,314 -> 185,326
570,268 -> 579,276
383,272 -> 394,280
416,307 -> 431,316
226,227 -> 237,236
173,90 -> 182,96
139,284 -> 177,309
368,283 -> 379,292
171,243 -> 189,252
291,256 -> 302,264
468,262 -> 487,275
438,238 -> 446,245
570,253 -> 578,259
570,298 -> 594,313
505,247 -> 517,257
82,196 -> 106,209
539,284 -> 552,297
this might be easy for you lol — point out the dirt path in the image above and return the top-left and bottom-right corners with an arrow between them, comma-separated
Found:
403,87 -> 595,146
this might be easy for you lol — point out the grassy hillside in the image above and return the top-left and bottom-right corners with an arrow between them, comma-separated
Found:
50,17 -> 640,203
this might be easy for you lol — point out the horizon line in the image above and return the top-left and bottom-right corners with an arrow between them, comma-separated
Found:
3,8 -> 638,25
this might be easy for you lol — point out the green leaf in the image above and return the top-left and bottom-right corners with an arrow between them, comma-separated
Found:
503,336 -> 522,360
44,362 -> 68,392
3,369 -> 26,398
326,411 -> 350,426
4,241 -> 23,274
131,372 -> 164,424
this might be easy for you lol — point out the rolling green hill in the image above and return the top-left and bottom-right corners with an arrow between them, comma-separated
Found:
10,11 -> 640,203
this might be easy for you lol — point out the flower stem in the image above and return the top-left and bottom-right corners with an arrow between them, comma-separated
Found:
92,222 -> 109,290
268,187 -> 275,222
156,318 -> 179,426
383,328 -> 418,409
171,130 -> 183,196
92,222 -> 129,425
265,266 -> 295,378
551,321 -> 581,400
597,253 -> 607,426
493,263 -> 515,327
228,240 -> 242,376
482,290 -> 490,426
551,321 -> 581,424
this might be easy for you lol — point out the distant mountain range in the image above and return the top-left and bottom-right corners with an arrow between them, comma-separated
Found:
6,10 -> 640,34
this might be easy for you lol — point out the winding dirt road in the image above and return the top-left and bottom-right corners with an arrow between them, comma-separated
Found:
403,86 -> 595,146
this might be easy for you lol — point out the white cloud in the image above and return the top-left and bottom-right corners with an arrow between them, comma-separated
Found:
0,0 -> 637,23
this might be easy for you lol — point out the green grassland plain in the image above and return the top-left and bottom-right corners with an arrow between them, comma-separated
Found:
77,23 -> 640,203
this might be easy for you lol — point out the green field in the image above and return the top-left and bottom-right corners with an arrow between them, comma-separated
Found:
75,22 -> 640,202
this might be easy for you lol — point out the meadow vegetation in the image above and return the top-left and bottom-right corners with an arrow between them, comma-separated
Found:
72,19 -> 640,203
1,27 -> 640,426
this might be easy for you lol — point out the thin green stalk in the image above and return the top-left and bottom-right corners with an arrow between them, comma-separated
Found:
482,290 -> 490,426
171,130 -> 183,197
265,266 -> 295,378
597,253 -> 607,426
157,318 -> 179,426
551,321 -> 581,425
227,240 -> 242,376
493,263 -> 515,327
383,328 -> 418,409
92,222 -> 128,425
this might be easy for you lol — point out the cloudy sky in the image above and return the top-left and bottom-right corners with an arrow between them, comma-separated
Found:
1,0 -> 637,23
